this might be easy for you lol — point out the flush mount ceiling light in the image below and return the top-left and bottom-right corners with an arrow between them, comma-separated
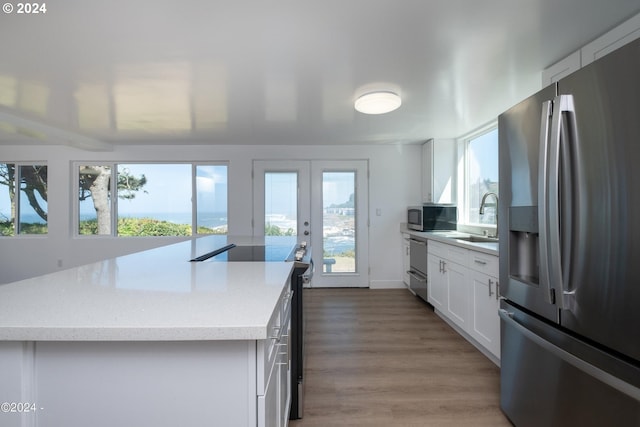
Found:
354,91 -> 402,114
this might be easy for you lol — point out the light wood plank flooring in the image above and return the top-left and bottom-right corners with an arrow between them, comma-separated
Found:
289,288 -> 511,427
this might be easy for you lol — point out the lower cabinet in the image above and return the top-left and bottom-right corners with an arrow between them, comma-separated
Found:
427,252 -> 445,311
258,289 -> 292,427
402,233 -> 411,286
428,241 -> 470,331
469,270 -> 500,358
427,239 -> 500,362
0,286 -> 294,427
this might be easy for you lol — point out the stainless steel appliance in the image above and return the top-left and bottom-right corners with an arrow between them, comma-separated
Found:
190,241 -> 313,420
285,243 -> 312,420
407,204 -> 457,231
408,237 -> 428,301
498,38 -> 640,426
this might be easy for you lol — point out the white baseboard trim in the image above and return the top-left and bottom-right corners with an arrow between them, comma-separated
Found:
369,280 -> 407,289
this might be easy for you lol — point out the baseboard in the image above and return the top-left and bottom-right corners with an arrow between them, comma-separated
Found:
369,280 -> 407,289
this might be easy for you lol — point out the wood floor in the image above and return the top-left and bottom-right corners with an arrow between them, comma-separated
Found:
289,288 -> 512,427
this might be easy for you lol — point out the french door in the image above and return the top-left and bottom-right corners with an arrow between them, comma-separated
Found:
253,160 -> 369,288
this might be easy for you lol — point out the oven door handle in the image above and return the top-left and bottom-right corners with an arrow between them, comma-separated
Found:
407,270 -> 427,282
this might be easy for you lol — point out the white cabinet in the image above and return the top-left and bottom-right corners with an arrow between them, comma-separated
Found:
468,252 -> 500,359
446,259 -> 469,330
258,288 -> 292,427
543,12 -> 640,86
427,238 -> 500,363
427,250 -> 445,311
581,13 -> 640,66
541,51 -> 580,86
427,240 -> 470,331
421,138 -> 455,204
402,233 -> 411,286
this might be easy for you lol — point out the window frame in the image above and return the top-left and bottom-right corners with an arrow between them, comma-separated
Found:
74,161 -> 228,237
456,122 -> 499,236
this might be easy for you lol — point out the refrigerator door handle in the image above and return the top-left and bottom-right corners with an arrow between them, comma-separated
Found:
549,95 -> 576,311
499,309 -> 640,401
538,100 -> 555,305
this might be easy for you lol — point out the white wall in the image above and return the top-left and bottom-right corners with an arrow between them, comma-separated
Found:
0,143 -> 422,286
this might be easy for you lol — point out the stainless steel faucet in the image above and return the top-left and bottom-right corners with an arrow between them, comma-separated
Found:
479,192 -> 499,238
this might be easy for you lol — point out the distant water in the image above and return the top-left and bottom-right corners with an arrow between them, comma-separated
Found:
79,211 -> 228,228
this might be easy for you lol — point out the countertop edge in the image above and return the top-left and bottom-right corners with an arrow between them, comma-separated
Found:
0,325 -> 270,342
400,225 -> 499,256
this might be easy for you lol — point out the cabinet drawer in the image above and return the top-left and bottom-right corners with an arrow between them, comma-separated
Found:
469,251 -> 499,276
427,240 -> 448,258
445,244 -> 469,266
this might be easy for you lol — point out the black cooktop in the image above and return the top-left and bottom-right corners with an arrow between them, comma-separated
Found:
190,244 -> 294,262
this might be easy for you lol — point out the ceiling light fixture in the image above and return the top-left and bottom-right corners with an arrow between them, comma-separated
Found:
354,91 -> 402,114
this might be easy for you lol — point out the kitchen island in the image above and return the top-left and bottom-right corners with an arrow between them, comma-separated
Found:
0,236 -> 295,427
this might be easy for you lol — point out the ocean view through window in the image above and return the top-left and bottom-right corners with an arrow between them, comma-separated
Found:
77,162 -> 227,236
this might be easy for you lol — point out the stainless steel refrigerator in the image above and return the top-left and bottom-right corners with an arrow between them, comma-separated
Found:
498,38 -> 640,426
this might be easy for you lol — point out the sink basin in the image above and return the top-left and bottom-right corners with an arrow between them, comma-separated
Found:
455,235 -> 499,243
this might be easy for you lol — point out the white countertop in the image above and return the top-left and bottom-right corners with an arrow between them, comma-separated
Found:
0,236 -> 296,342
400,225 -> 499,256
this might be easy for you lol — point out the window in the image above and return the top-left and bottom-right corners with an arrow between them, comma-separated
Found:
459,125 -> 499,229
77,163 -> 227,236
0,163 -> 48,236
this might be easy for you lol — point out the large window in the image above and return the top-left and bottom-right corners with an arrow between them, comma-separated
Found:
0,163 -> 48,236
459,126 -> 499,228
77,163 -> 227,236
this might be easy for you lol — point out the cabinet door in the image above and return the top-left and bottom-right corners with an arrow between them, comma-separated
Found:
278,316 -> 291,427
431,139 -> 455,204
421,140 -> 433,203
427,254 -> 445,310
445,260 -> 469,330
581,13 -> 640,66
541,51 -> 580,86
470,270 -> 500,358
402,235 -> 410,286
258,370 -> 278,427
422,139 -> 456,204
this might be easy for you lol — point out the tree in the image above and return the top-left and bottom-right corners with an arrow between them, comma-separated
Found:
0,164 -> 48,222
79,166 -> 147,235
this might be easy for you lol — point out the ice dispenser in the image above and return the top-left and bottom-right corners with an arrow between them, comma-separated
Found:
509,206 -> 539,285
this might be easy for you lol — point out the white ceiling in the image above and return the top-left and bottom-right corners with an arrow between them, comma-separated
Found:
0,0 -> 639,149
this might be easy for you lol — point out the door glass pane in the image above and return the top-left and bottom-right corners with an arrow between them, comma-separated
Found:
196,165 -> 228,235
322,172 -> 355,273
264,172 -> 297,236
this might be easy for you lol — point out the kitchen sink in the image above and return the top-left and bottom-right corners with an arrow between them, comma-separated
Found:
455,235 -> 499,243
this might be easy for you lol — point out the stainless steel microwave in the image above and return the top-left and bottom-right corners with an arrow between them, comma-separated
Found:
407,205 -> 457,231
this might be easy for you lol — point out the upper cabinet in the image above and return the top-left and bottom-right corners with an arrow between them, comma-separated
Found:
543,12 -> 640,86
541,51 -> 581,86
582,13 -> 640,66
422,138 -> 455,204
